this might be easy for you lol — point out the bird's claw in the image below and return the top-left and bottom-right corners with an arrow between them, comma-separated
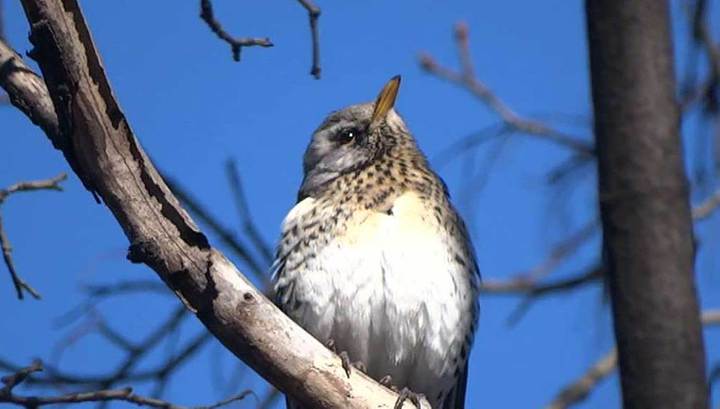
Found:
338,351 -> 366,378
394,387 -> 426,409
339,351 -> 353,377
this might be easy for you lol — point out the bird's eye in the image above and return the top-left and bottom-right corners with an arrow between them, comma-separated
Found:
337,128 -> 358,144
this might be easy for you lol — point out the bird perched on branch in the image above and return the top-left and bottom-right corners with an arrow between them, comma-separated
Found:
273,76 -> 480,409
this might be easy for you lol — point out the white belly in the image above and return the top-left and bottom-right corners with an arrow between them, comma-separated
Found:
277,193 -> 475,403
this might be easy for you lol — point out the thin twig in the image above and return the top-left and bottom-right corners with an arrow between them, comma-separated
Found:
0,173 -> 67,299
165,177 -> 269,286
0,361 -> 253,409
544,348 -> 618,409
419,23 -> 593,154
199,0 -> 273,62
0,360 -> 42,395
0,173 -> 67,202
693,188 -> 720,220
480,265 -> 602,296
296,0 -> 322,79
0,214 -> 41,299
225,159 -> 273,265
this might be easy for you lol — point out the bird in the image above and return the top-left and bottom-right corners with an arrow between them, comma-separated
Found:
272,76 -> 480,409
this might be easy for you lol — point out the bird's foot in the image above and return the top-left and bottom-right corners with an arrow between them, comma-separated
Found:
326,338 -> 366,378
338,351 -> 366,378
394,387 -> 426,409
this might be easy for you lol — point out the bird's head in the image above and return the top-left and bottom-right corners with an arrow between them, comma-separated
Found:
300,76 -> 411,198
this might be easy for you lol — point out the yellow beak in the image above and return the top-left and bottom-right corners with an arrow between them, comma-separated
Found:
370,75 -> 401,126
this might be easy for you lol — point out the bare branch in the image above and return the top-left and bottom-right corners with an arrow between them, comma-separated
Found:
692,188 -> 720,220
0,173 -> 67,299
295,0 -> 321,79
545,309 -> 720,409
164,177 -> 269,286
0,173 -> 67,202
481,266 -> 602,297
199,0 -> 273,62
4,1 -> 423,406
0,361 -> 253,409
0,39 -> 60,138
0,215 -> 41,299
81,279 -> 169,298
419,23 -> 593,154
0,360 -> 42,395
225,159 -> 273,265
544,348 -> 617,409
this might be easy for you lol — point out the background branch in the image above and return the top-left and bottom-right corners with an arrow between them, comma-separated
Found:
295,0 -> 321,79
0,361 -> 253,409
199,0 -> 273,62
0,173 -> 66,299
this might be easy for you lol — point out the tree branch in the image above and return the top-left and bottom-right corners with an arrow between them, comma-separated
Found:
0,361 -> 253,409
419,22 -> 593,155
0,173 -> 67,299
199,0 -> 273,62
545,309 -> 720,409
295,0 -> 321,79
4,0 -> 423,407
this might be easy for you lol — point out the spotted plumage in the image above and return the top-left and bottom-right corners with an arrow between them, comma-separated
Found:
272,77 -> 480,409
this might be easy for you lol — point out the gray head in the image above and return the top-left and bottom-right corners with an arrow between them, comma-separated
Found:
299,76 -> 413,199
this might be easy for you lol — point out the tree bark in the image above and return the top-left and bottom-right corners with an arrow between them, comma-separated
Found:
585,1 -> 708,408
1,0 -> 425,407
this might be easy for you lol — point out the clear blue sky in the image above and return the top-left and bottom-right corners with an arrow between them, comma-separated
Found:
1,1 -> 718,408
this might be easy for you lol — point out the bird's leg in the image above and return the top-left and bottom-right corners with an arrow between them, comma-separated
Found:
338,351 -> 353,377
337,351 -> 367,377
394,387 -> 426,409
327,338 -> 365,378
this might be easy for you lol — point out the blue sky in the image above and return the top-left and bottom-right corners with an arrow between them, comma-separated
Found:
1,1 -> 719,408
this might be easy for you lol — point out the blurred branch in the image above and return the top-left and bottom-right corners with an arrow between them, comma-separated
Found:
199,0 -> 273,62
225,159 -> 273,265
0,173 -> 67,300
692,187 -> 720,220
544,348 -> 617,409
481,266 -> 602,297
545,309 -> 720,409
419,22 -> 594,155
295,0 -> 321,79
0,361 -> 253,408
165,176 -> 269,287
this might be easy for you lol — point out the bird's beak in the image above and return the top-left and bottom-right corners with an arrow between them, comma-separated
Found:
369,75 -> 401,128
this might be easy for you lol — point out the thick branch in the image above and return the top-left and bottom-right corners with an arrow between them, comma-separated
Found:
0,39 -> 59,137
6,0 -> 421,407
